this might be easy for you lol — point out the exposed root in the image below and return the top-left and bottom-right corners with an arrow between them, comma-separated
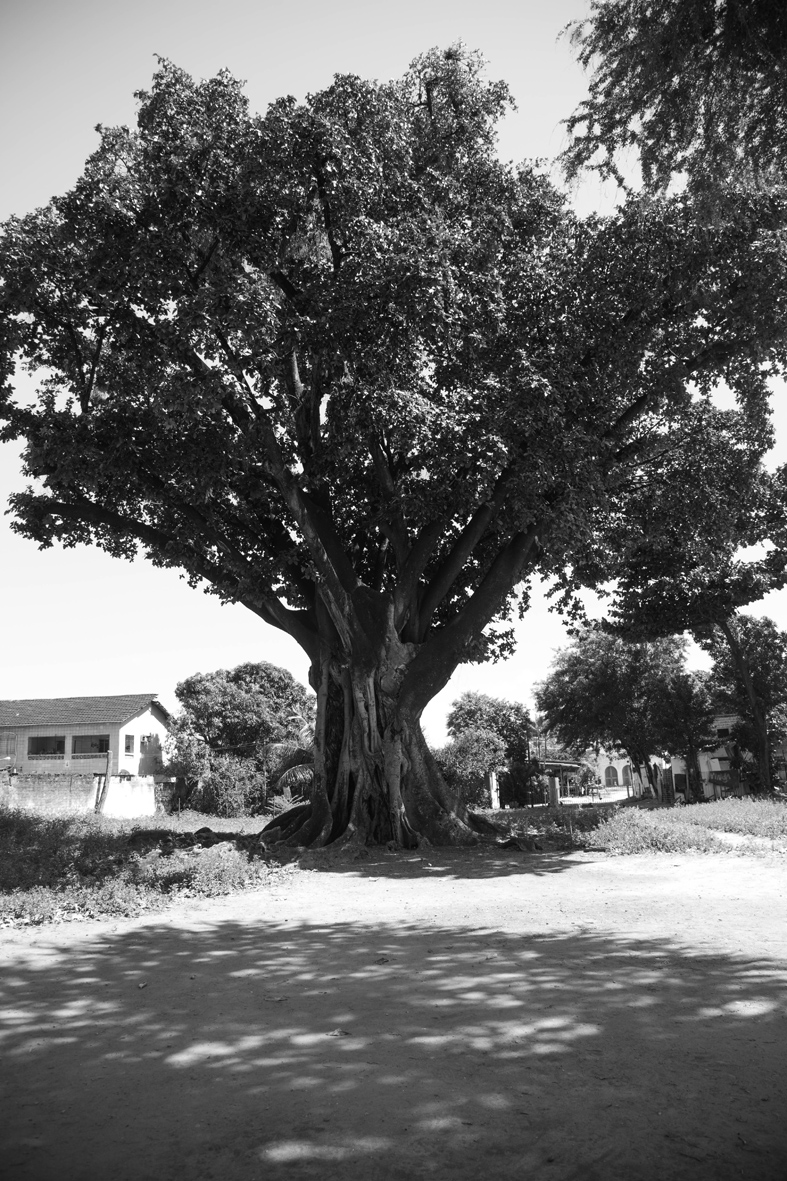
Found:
467,812 -> 507,838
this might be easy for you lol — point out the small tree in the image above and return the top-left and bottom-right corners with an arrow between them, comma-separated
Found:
447,692 -> 532,763
433,727 -> 507,810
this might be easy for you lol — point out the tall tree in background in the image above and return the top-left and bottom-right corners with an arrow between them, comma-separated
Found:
704,614 -> 787,789
562,0 -> 787,191
446,692 -> 532,765
174,661 -> 313,757
445,690 -> 532,807
604,459 -> 787,791
536,631 -> 690,795
3,49 -> 787,847
647,669 -> 716,801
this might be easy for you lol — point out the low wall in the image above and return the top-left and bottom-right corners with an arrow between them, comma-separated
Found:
0,772 -> 97,814
0,773 -> 157,818
101,777 -> 156,819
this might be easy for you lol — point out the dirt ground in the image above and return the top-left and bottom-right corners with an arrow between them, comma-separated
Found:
1,846 -> 787,1181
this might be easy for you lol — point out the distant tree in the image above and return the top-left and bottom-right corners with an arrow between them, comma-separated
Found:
562,0 -> 787,192
174,661 -> 314,756
535,631 -> 689,796
704,614 -> 787,790
602,459 -> 787,792
447,692 -> 532,764
648,669 -> 717,801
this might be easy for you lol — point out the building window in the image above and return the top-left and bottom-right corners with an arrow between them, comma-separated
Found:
717,728 -> 730,739
604,766 -> 619,787
28,736 -> 66,758
0,734 -> 16,760
125,735 -> 135,755
71,735 -> 110,759
622,766 -> 632,786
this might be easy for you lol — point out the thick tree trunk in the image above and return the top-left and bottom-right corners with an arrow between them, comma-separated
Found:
260,642 -> 477,850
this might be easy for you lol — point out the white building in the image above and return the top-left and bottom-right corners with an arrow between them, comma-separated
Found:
0,694 -> 171,777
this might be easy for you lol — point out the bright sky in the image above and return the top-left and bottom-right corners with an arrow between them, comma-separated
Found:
1,0 -> 786,743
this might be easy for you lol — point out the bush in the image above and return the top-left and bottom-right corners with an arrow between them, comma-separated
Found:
433,726 -> 505,809
190,754 -> 264,817
0,805 -> 286,927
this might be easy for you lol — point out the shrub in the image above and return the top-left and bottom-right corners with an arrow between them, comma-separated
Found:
190,754 -> 264,817
0,805 -> 286,927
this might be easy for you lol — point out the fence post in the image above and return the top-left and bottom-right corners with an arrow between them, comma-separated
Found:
94,751 -> 112,814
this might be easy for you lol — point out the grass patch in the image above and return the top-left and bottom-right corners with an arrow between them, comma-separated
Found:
0,806 -> 287,928
654,797 -> 787,841
488,797 -> 787,855
584,809 -> 731,855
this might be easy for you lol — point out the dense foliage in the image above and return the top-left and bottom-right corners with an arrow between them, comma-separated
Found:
446,691 -> 532,764
433,726 -> 507,809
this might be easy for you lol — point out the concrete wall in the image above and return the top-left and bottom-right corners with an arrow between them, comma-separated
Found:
0,772 -> 98,814
0,772 -> 158,817
101,777 -> 156,818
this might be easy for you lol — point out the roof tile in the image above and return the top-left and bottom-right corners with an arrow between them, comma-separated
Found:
0,695 -> 169,727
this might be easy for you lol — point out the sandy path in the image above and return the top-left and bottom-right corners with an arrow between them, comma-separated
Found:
1,847 -> 786,1180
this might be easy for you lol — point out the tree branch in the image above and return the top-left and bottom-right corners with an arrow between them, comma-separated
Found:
400,523 -> 540,715
24,495 -> 320,657
417,470 -> 512,632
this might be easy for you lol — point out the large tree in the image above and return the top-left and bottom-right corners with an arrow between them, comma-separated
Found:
2,49 -> 787,847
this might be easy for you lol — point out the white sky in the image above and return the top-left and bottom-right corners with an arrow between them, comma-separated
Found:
1,0 -> 786,744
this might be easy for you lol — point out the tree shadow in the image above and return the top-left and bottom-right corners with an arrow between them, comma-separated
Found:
2,910 -> 787,1180
299,845 -> 589,880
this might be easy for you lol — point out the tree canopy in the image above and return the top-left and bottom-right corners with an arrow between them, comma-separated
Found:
446,691 -> 531,764
3,47 -> 787,846
562,0 -> 787,191
705,613 -> 787,787
174,661 -> 313,755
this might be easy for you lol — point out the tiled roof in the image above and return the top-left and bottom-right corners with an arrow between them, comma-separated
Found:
0,695 -> 170,727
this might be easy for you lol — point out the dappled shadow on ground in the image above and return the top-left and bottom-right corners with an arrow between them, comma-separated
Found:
1,915 -> 786,1181
300,844 -> 590,881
